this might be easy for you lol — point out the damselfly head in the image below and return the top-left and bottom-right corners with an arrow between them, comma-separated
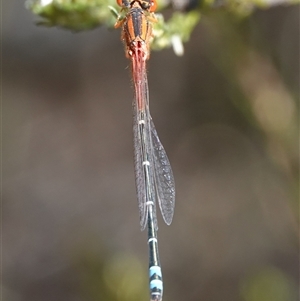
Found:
140,0 -> 157,12
116,0 -> 157,12
116,0 -> 130,8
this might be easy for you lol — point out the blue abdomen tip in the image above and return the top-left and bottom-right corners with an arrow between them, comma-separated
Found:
150,279 -> 163,290
149,266 -> 162,278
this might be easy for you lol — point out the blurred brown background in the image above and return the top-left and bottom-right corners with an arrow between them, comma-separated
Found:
3,1 -> 299,301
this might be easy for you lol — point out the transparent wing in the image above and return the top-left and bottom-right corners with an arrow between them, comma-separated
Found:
133,103 -> 148,230
132,56 -> 158,231
150,119 -> 175,225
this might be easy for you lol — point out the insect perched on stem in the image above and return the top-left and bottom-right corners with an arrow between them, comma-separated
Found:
115,1 -> 175,300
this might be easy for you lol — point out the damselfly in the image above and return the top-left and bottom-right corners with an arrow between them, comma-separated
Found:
115,1 -> 175,300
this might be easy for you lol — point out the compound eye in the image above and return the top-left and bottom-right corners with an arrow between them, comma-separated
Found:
149,0 -> 157,12
117,0 -> 130,7
140,0 -> 150,9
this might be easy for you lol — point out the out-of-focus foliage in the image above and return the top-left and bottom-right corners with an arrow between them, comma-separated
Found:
204,14 -> 299,194
152,11 -> 200,55
240,266 -> 298,301
72,247 -> 148,301
26,0 -> 118,30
